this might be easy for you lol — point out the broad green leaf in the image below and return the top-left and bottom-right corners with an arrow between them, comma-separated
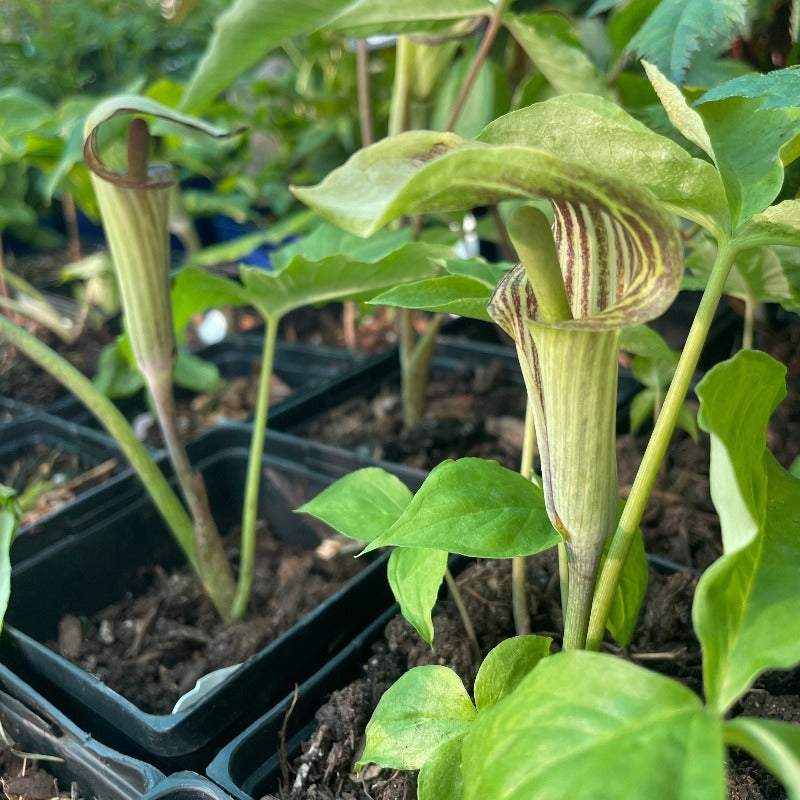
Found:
270,223 -> 413,270
478,95 -> 727,231
172,351 -> 223,394
698,67 -> 800,111
362,459 -> 561,559
241,241 -> 450,321
623,0 -> 748,85
0,487 -> 20,634
327,0 -> 492,37
736,200 -> 800,249
443,257 -> 512,287
180,0 -> 356,112
643,61 -> 714,159
629,388 -> 656,434
620,323 -> 680,364
506,13 -> 608,98
92,340 -> 145,398
183,211 -> 317,269
0,89 -> 52,163
462,650 -> 725,800
358,666 -> 476,771
791,455 -> 800,479
171,268 -> 252,334
693,95 -> 800,228
298,467 -> 412,543
418,735 -> 465,800
473,635 -> 552,711
606,524 -> 648,646
686,239 -> 800,313
370,275 -> 494,321
387,547 -> 448,646
694,351 -> 800,713
725,718 -> 800,799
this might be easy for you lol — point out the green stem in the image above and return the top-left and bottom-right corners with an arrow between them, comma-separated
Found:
444,568 -> 481,663
400,311 -> 446,427
0,313 -> 196,562
388,36 -> 413,137
231,315 -> 279,620
563,542 -> 602,650
586,238 -> 738,651
742,293 -> 754,350
146,368 -> 235,619
512,402 -> 536,635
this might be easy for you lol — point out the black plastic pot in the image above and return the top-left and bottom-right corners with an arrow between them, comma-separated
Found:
206,554 -> 687,800
0,424 -> 427,773
0,663 -> 164,799
46,336 -> 367,430
0,412 -> 134,538
269,335 -> 642,436
142,772 -> 234,800
206,607 -> 396,800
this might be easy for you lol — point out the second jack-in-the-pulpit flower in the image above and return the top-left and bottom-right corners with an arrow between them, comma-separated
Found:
489,194 -> 682,647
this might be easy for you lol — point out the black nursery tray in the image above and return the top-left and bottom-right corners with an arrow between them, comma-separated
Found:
0,424 -> 427,773
269,334 -> 642,439
0,663 -> 164,799
0,412 -> 134,539
45,335 -> 367,430
206,607 -> 397,800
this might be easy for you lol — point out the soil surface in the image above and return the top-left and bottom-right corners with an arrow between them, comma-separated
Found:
50,522 -> 365,714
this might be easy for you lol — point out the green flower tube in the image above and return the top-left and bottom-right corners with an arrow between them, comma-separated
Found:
490,197 -> 682,648
89,153 -> 175,380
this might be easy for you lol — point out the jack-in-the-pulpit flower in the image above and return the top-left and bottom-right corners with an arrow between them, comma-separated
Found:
489,193 -> 683,648
83,96 -> 240,618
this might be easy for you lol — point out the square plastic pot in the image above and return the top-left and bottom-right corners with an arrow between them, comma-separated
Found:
0,663 -> 164,798
0,412 -> 135,540
0,424 -> 426,773
142,772 -> 234,800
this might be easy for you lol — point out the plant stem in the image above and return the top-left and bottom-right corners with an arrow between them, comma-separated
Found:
399,311 -> 446,427
444,568 -> 481,663
585,238 -> 738,651
512,402 -> 536,635
231,315 -> 279,620
0,313 -> 196,561
356,39 -> 374,147
146,368 -> 236,619
563,542 -> 602,650
445,0 -> 508,132
742,293 -> 754,350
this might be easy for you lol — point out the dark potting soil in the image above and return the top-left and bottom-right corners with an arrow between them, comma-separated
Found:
303,357 -> 528,472
49,523 -> 365,715
0,319 -> 114,408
